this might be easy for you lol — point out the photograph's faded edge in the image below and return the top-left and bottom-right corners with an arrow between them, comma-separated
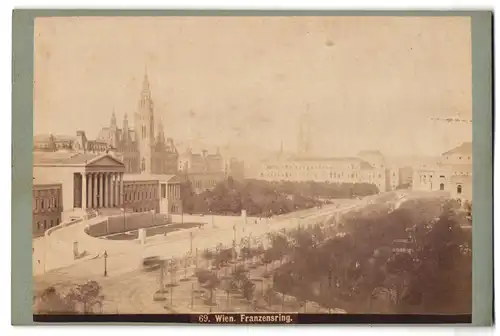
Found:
11,9 -> 494,326
470,11 -> 494,327
11,9 -> 35,326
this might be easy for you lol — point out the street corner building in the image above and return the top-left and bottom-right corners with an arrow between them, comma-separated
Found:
412,142 -> 472,202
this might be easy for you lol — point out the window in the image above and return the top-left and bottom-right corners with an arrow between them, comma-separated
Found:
41,200 -> 44,209
457,185 -> 462,195
56,218 -> 60,225
37,222 -> 41,229
440,183 -> 445,191
50,220 -> 53,227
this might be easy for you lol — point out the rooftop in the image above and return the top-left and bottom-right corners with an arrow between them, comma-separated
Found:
33,183 -> 62,189
33,152 -> 123,166
442,142 -> 472,156
122,173 -> 181,183
357,150 -> 384,157
34,134 -> 77,142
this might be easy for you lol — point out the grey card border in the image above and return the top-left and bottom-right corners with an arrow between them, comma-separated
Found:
11,10 -> 493,326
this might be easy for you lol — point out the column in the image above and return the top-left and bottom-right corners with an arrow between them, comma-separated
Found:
110,173 -> 115,207
88,173 -> 93,208
93,173 -> 98,209
106,173 -> 112,207
115,173 -> 119,207
119,173 -> 124,206
99,172 -> 104,208
103,173 -> 108,207
82,173 -> 87,210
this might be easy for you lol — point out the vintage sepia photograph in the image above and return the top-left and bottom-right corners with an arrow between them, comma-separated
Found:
31,15 -> 474,321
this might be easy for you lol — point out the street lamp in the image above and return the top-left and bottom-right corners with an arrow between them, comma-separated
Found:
189,232 -> 193,254
103,250 -> 108,277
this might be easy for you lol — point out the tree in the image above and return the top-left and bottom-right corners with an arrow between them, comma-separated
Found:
64,281 -> 104,314
196,269 -> 220,306
34,286 -> 71,314
242,279 -> 256,303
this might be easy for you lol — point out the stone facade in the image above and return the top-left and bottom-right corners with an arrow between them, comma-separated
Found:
32,184 -> 62,236
123,180 -> 160,213
258,150 -> 390,192
412,142 -> 472,201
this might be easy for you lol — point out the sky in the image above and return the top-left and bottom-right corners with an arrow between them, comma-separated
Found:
34,16 -> 472,158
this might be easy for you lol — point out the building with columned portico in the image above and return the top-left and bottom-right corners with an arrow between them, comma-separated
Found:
33,150 -> 183,223
34,151 -> 126,221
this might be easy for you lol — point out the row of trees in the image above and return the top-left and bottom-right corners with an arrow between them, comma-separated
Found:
269,197 -> 472,314
34,280 -> 104,315
181,177 -> 379,217
189,195 -> 470,313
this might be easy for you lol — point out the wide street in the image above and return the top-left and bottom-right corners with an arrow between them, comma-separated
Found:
33,190 -> 422,313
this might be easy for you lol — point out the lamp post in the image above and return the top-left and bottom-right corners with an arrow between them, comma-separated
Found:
43,234 -> 48,274
103,250 -> 108,277
189,232 -> 193,254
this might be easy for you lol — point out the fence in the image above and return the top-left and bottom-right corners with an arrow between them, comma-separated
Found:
86,212 -> 170,237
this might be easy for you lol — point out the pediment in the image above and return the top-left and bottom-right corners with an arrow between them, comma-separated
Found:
86,155 -> 125,167
167,175 -> 182,184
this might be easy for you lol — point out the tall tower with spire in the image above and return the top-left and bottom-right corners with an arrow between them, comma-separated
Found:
109,110 -> 118,148
135,70 -> 155,173
297,107 -> 311,157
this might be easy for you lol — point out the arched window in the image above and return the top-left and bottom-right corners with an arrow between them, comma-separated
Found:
457,185 -> 462,195
440,183 -> 445,191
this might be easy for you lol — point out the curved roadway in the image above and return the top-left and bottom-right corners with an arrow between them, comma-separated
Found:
34,190 -> 432,313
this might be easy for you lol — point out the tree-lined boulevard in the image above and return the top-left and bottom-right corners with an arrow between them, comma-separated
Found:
33,190 -> 471,315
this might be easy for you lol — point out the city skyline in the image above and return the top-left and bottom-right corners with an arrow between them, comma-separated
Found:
34,16 -> 472,158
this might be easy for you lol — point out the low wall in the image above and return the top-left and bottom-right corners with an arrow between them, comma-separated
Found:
45,218 -> 83,238
86,212 -> 170,237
